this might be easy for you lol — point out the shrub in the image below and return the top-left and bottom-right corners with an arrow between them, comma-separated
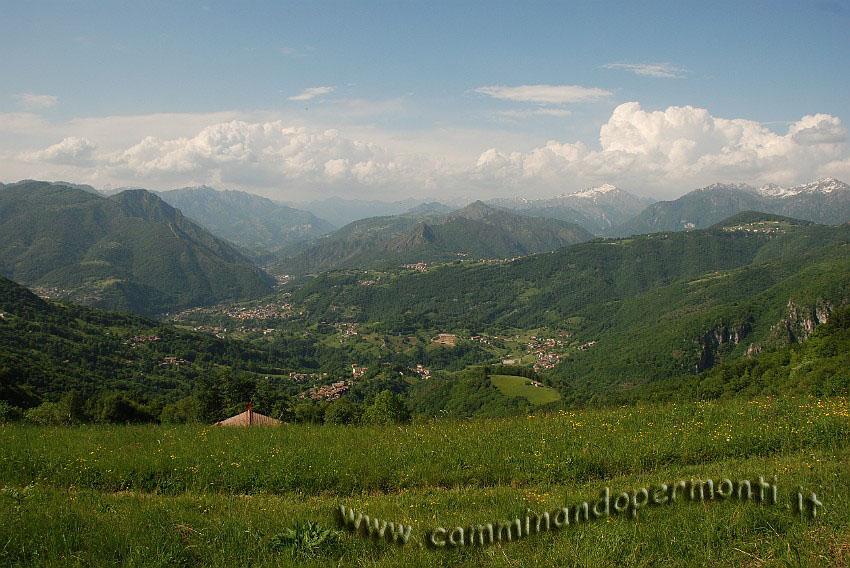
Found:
160,396 -> 198,424
324,399 -> 363,425
270,521 -> 340,561
25,401 -> 71,425
0,401 -> 23,423
362,390 -> 410,425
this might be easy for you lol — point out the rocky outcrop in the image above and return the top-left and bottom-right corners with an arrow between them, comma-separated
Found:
694,321 -> 752,372
744,299 -> 839,358
770,299 -> 834,345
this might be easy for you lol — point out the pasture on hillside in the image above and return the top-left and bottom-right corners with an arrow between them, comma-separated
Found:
489,374 -> 561,405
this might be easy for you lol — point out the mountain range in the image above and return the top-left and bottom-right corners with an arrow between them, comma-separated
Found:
612,177 -> 850,236
487,184 -> 655,234
3,176 -> 848,314
2,209 -> 848,415
283,196 -> 427,228
271,201 -> 594,275
154,186 -> 335,255
290,211 -> 850,401
0,181 -> 274,315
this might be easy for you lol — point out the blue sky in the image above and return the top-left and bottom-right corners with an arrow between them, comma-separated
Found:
2,0 -> 849,201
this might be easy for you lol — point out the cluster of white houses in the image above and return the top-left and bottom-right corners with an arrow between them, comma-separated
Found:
408,364 -> 432,379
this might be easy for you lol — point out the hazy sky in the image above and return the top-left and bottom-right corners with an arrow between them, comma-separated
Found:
2,0 -> 849,201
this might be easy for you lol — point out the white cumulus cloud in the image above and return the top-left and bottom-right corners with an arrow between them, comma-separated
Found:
20,137 -> 97,165
788,113 -> 847,145
288,86 -> 335,101
474,102 -> 849,195
5,103 -> 849,201
103,120 -> 415,193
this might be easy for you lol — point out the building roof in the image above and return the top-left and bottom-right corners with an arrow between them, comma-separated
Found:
215,409 -> 281,427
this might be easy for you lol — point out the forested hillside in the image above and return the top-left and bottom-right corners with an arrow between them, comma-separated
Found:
292,216 -> 845,329
0,275 -> 295,416
288,215 -> 850,397
273,201 -> 592,275
0,181 -> 274,315
156,186 -> 335,255
632,304 -> 850,402
1,212 -> 848,424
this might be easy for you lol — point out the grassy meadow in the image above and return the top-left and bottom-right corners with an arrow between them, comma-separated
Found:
489,374 -> 562,405
1,396 -> 849,566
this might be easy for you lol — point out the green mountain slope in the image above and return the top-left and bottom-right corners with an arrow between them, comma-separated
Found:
549,246 -> 850,403
0,275 -> 322,412
633,304 -> 850,402
611,178 -> 850,236
707,211 -> 814,229
156,186 -> 335,254
288,219 -> 850,395
273,201 -> 593,274
0,181 -> 274,315
490,203 -> 597,230
612,184 -> 769,236
427,202 -> 593,256
270,210 -> 445,274
11,179 -> 100,194
0,275 -> 212,403
291,227 -> 783,328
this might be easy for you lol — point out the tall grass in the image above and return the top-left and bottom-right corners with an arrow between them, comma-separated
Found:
1,396 -> 848,566
1,396 -> 847,495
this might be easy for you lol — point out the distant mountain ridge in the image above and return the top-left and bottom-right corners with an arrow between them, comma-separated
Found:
272,201 -> 593,275
154,186 -> 335,255
612,177 -> 850,236
10,179 -> 100,194
0,181 -> 274,315
486,184 -> 654,234
405,202 -> 454,215
286,196 -> 429,228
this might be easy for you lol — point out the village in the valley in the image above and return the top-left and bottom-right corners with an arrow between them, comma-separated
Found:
159,270 -> 597,401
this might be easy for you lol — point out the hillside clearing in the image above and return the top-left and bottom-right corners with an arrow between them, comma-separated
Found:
489,374 -> 561,405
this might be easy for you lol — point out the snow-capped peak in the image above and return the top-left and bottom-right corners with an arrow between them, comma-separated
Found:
555,184 -> 619,200
757,183 -> 797,198
757,177 -> 849,198
801,177 -> 849,194
488,196 -> 531,206
699,182 -> 756,192
574,183 -> 619,198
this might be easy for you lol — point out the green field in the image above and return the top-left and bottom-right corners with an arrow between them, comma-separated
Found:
1,396 -> 848,566
489,374 -> 561,405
